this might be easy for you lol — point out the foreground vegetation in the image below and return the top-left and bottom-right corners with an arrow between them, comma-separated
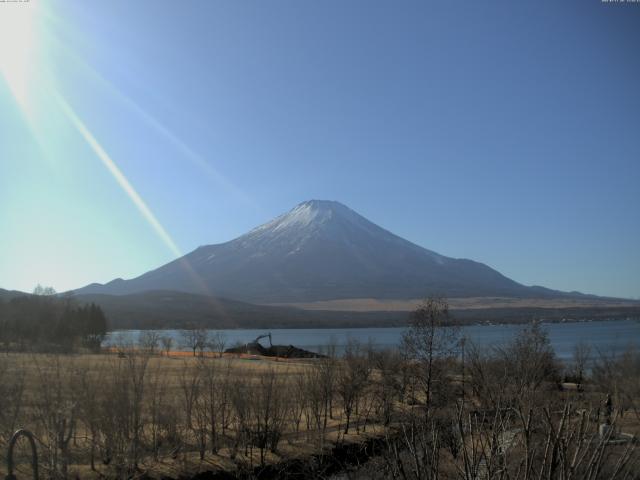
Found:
0,299 -> 638,479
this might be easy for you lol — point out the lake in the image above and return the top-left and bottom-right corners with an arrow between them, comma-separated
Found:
105,319 -> 640,361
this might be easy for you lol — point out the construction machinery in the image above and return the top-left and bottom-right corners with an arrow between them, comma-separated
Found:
253,332 -> 272,347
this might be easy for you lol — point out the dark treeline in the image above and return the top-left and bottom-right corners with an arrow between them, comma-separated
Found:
0,287 -> 108,351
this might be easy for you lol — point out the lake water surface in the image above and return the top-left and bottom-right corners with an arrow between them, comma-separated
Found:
106,319 -> 640,361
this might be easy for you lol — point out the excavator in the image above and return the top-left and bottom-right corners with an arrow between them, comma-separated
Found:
242,333 -> 273,359
253,332 -> 273,347
224,332 -> 320,359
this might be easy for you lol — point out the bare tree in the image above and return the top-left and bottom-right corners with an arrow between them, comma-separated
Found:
209,331 -> 227,358
161,335 -> 174,357
383,409 -> 442,480
77,363 -> 104,471
468,323 -> 559,411
92,350 -> 152,474
146,363 -> 169,460
302,366 -> 329,448
336,339 -> 371,434
229,373 -> 251,458
572,340 -> 591,387
0,355 -> 25,442
31,355 -> 80,479
454,402 -> 639,480
289,372 -> 308,439
179,360 -> 201,435
125,350 -> 151,470
372,348 -> 403,426
139,331 -> 161,355
319,342 -> 337,424
402,297 -> 459,413
181,327 -> 209,357
593,345 -> 640,420
200,357 -> 224,454
248,368 -> 289,465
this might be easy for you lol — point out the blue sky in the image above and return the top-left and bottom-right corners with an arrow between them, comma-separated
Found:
1,0 -> 639,298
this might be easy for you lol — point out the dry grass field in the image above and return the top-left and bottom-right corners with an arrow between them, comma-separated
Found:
1,316 -> 638,480
270,296 -> 640,312
0,350 -> 388,480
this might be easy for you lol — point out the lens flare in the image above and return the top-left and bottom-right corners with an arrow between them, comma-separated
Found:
55,92 -> 227,302
54,92 -> 183,258
50,38 -> 256,210
2,2 -> 230,309
0,0 -> 39,114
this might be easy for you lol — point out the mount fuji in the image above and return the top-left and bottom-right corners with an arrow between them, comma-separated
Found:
74,200 -> 567,302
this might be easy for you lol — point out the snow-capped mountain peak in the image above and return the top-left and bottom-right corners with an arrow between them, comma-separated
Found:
74,200 -> 546,302
250,200 -> 338,234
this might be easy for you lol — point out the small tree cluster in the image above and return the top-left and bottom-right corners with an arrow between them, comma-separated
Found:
0,289 -> 107,351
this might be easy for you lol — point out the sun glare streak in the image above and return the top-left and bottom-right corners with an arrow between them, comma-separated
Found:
91,74 -> 257,209
54,92 -> 183,258
55,92 -> 225,305
42,32 -> 257,210
2,4 -> 228,307
0,0 -> 39,114
126,100 -> 257,210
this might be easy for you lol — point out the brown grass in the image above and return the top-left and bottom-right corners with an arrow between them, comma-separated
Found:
0,351 -> 382,479
268,296 -> 639,312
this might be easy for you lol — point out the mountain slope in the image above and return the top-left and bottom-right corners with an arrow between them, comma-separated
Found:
75,200 -> 570,302
0,288 -> 28,301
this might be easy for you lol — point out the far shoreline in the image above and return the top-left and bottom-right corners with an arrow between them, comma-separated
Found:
106,317 -> 640,333
103,307 -> 640,332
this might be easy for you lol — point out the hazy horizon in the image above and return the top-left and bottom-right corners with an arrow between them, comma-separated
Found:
1,1 -> 639,298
